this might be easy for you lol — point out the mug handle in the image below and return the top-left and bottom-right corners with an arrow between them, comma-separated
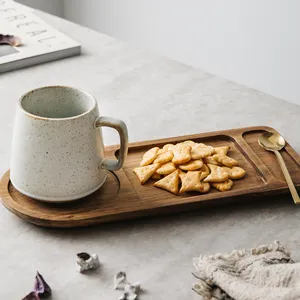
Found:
95,117 -> 128,171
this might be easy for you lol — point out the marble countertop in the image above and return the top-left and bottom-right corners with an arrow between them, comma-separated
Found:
0,11 -> 300,300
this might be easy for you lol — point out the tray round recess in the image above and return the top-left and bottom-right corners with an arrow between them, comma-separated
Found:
0,170 -> 120,228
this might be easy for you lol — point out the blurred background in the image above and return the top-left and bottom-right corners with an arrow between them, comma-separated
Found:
17,0 -> 300,106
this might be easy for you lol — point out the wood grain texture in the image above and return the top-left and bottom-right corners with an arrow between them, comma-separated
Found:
0,126 -> 299,228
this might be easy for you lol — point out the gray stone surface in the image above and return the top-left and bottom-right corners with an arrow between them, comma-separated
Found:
0,12 -> 299,300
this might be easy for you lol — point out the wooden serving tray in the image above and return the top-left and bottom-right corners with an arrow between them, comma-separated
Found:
1,126 -> 300,228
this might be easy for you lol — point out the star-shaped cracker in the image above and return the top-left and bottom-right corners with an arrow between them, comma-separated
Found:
133,163 -> 160,184
179,171 -> 210,194
154,169 -> 179,195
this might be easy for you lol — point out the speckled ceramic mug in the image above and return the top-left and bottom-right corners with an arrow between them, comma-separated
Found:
10,86 -> 128,202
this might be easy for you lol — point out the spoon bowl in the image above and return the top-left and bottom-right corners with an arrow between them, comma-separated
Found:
258,131 -> 299,204
258,132 -> 286,152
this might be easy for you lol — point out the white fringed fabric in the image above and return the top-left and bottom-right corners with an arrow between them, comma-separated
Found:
193,241 -> 300,300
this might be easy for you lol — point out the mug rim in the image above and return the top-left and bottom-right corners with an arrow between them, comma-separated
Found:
19,85 -> 97,121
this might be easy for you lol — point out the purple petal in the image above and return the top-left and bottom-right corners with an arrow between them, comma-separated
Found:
22,291 -> 40,300
33,272 -> 51,297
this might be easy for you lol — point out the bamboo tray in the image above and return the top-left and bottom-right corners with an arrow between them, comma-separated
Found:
1,126 -> 299,228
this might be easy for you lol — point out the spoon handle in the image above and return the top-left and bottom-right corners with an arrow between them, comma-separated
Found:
274,150 -> 300,204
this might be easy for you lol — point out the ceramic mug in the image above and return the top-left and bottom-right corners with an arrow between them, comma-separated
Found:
10,86 -> 128,202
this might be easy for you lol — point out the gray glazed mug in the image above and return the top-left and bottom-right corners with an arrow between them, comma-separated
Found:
10,86 -> 128,202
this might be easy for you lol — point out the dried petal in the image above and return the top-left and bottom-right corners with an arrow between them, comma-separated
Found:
22,292 -> 40,300
76,252 -> 100,273
0,34 -> 21,46
34,272 -> 51,297
124,282 -> 141,295
114,271 -> 127,290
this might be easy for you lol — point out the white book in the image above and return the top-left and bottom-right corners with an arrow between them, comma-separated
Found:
0,0 -> 81,73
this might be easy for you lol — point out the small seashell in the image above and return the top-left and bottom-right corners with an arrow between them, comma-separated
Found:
114,272 -> 141,299
0,34 -> 21,46
76,252 -> 100,273
114,271 -> 127,290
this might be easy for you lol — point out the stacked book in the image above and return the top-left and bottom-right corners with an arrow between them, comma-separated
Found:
0,0 -> 81,73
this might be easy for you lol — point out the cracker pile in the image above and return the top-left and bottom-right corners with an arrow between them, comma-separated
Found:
133,140 -> 246,195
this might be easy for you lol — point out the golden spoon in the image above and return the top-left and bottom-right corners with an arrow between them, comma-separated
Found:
258,131 -> 300,204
